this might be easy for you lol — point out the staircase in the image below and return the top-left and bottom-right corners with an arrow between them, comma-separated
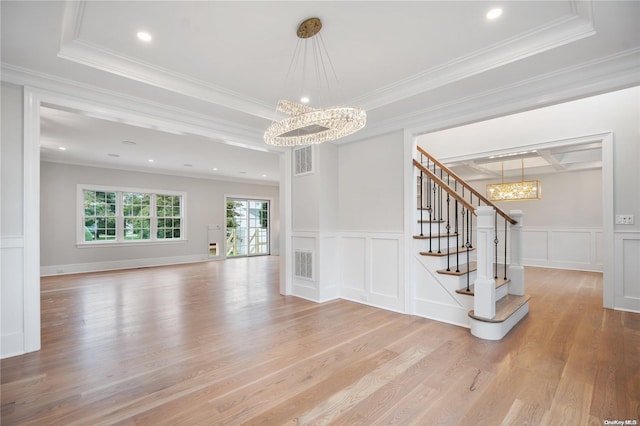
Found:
412,146 -> 530,340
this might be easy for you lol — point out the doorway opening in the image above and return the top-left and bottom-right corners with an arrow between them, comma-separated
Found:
226,198 -> 270,257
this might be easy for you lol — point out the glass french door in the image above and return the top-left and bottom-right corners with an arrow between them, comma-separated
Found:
226,198 -> 270,257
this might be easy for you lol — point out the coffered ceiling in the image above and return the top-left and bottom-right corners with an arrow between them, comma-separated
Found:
1,1 -> 638,182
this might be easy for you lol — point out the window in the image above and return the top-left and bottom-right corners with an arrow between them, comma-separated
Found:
225,198 -> 270,257
79,185 -> 185,245
122,192 -> 151,240
156,194 -> 181,240
83,190 -> 117,241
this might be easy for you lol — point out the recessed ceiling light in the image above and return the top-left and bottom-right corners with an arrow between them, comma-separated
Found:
486,8 -> 503,20
212,167 -> 218,171
262,174 -> 268,178
300,96 -> 310,104
184,164 -> 193,167
108,153 -> 120,157
58,146 -> 67,151
122,140 -> 136,145
148,159 -> 154,163
239,171 -> 247,174
137,31 -> 152,42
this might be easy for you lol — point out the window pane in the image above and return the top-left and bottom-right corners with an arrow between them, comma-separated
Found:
157,195 -> 182,240
83,190 -> 117,242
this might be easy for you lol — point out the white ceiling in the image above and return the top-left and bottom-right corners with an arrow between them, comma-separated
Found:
443,141 -> 603,182
1,1 -> 638,183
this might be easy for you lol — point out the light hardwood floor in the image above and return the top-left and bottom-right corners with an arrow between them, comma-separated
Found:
1,257 -> 639,425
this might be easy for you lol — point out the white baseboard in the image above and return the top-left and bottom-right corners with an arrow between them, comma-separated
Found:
1,331 -> 25,359
40,254 -> 210,276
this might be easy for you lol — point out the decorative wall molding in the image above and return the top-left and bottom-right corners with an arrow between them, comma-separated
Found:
356,47 -> 640,143
1,237 -> 26,358
0,236 -> 24,249
354,4 -> 596,110
288,230 -> 405,312
339,231 -> 405,313
1,332 -> 25,359
40,254 -> 210,277
521,227 -> 603,272
614,231 -> 640,313
1,65 -> 273,153
58,1 -> 274,120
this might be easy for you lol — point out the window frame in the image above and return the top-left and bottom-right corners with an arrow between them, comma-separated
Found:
77,184 -> 187,247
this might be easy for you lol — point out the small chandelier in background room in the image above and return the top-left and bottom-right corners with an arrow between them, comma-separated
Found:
486,159 -> 541,201
264,17 -> 366,147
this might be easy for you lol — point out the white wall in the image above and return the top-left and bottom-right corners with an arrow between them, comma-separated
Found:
337,131 -> 406,312
419,86 -> 639,234
338,131 -> 404,232
40,162 -> 280,274
290,143 -> 340,302
419,86 -> 640,310
1,82 -> 26,357
468,169 -> 603,271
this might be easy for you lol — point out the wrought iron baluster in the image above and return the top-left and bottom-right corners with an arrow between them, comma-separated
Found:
504,217 -> 508,280
438,169 -> 443,254
419,170 -> 424,236
494,213 -> 499,280
465,209 -> 471,292
461,187 -> 465,247
446,192 -> 450,270
469,194 -> 473,248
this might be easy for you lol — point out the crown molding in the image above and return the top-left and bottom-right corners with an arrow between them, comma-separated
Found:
353,1 -> 596,111
350,47 -> 640,143
58,1 -> 275,121
57,1 -> 597,120
40,158 -> 279,186
1,64 -> 282,154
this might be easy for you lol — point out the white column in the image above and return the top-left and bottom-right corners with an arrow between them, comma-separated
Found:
474,206 -> 496,319
508,210 -> 525,296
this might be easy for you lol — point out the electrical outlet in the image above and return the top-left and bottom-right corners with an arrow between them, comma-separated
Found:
615,214 -> 635,225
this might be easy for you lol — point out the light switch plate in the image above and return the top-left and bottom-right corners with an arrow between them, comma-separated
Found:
615,214 -> 635,225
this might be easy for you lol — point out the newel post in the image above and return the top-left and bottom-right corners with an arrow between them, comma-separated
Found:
474,206 -> 496,319
508,210 -> 525,296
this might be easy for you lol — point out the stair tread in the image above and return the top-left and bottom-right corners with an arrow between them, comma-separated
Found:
420,246 -> 475,257
436,261 -> 477,275
417,219 -> 445,223
413,234 -> 451,239
455,277 -> 509,295
468,294 -> 531,323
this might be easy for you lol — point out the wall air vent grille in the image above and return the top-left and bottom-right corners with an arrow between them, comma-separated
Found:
294,145 -> 313,175
294,250 -> 313,280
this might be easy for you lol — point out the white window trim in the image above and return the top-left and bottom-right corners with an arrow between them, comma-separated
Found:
77,184 -> 187,247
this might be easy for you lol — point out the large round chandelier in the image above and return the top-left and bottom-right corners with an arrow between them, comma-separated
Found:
264,18 -> 366,147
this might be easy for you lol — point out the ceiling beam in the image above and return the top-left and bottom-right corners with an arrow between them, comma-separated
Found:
463,161 -> 501,177
537,149 -> 566,171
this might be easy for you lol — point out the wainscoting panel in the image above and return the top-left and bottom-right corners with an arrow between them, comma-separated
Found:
339,232 -> 405,313
522,230 -> 549,263
522,227 -> 603,272
319,235 -> 339,302
340,237 -> 367,293
549,230 -> 591,265
370,238 -> 400,298
1,236 -> 25,358
615,232 -> 640,312
291,234 -> 319,301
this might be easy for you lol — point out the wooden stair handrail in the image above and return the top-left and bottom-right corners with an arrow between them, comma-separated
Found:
413,159 -> 476,214
416,146 -> 517,225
